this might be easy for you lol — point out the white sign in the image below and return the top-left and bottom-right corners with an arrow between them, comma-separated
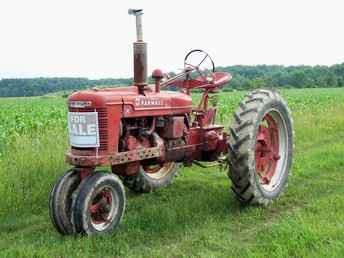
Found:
68,112 -> 100,147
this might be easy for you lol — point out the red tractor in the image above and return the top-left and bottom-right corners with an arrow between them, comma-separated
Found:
49,9 -> 294,236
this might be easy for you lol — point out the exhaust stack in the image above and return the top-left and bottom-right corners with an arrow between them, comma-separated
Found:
128,9 -> 147,93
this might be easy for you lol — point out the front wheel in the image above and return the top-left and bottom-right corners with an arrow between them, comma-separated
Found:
72,172 -> 126,235
49,169 -> 81,235
228,89 -> 294,205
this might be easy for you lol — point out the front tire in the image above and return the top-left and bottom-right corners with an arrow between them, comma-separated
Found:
72,172 -> 126,235
49,170 -> 81,235
228,89 -> 293,205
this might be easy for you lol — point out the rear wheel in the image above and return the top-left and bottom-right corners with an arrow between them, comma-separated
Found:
49,170 -> 80,235
72,172 -> 126,235
228,89 -> 293,205
124,162 -> 179,193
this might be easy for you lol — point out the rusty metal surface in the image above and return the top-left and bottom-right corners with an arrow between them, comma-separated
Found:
66,146 -> 161,167
162,116 -> 184,139
204,130 -> 219,151
152,69 -> 163,93
67,132 -> 165,167
133,42 -> 147,87
165,139 -> 186,162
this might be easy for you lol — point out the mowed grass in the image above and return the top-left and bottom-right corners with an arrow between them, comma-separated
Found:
0,88 -> 344,257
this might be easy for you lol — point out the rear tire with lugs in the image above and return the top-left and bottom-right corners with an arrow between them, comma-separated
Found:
124,162 -> 179,193
228,89 -> 293,205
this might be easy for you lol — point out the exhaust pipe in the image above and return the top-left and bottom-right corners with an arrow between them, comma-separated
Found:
128,9 -> 147,93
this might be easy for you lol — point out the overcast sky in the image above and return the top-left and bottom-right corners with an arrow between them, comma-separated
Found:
0,0 -> 343,79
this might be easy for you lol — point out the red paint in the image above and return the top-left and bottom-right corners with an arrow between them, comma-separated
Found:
204,130 -> 219,151
67,68 -> 231,174
162,72 -> 231,91
162,116 -> 184,139
126,135 -> 140,150
152,69 -> 163,78
90,189 -> 113,225
66,38 -> 232,177
152,69 -> 163,93
255,114 -> 280,185
64,7 -> 233,178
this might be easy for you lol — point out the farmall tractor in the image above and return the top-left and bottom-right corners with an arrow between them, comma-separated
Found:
49,9 -> 294,235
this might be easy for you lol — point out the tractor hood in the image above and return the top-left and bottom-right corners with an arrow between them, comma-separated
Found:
68,86 -> 140,107
68,85 -> 192,117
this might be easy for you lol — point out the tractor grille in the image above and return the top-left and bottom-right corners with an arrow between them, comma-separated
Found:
69,107 -> 108,151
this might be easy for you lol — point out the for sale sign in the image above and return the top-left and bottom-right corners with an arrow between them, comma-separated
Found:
68,112 -> 100,147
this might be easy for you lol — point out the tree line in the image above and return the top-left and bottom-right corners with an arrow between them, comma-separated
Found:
0,63 -> 344,97
0,78 -> 132,97
218,63 -> 344,90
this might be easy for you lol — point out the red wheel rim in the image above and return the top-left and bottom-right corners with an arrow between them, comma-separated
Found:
143,164 -> 163,174
89,188 -> 113,225
141,162 -> 175,180
255,113 -> 280,185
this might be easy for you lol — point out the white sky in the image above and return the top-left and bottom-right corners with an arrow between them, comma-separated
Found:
0,0 -> 343,79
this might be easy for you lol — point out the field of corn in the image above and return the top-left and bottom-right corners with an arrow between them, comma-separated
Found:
0,88 -> 344,257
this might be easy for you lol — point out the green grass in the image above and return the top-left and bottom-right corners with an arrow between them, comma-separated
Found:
0,88 -> 344,257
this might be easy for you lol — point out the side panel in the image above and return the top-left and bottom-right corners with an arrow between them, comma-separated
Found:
185,127 -> 204,164
122,92 -> 192,118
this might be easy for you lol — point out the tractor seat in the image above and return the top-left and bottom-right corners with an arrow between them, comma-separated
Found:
163,71 -> 232,91
210,72 -> 232,87
192,72 -> 232,89
190,72 -> 232,90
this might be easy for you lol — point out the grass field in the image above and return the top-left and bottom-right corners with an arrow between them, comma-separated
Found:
1,88 -> 344,257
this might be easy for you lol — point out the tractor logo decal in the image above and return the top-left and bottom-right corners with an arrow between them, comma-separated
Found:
135,97 -> 163,107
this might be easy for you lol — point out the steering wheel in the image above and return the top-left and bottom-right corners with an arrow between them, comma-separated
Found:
184,49 -> 215,82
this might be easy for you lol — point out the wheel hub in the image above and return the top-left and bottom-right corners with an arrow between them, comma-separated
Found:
89,188 -> 113,225
255,114 -> 280,185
